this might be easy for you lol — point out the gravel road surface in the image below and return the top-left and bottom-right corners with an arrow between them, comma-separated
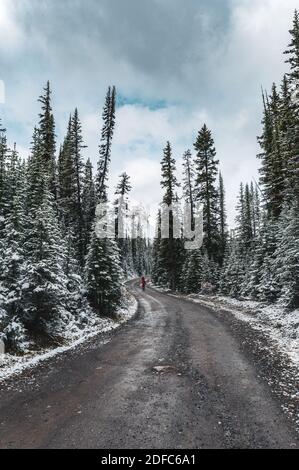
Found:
0,281 -> 297,449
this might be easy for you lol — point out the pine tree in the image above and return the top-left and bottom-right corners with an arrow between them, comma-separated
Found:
258,90 -> 274,215
250,182 -> 261,239
158,142 -> 184,290
85,226 -> 122,316
82,158 -> 96,256
63,229 -> 86,317
272,202 -> 299,308
114,172 -> 131,239
182,149 -> 195,228
57,111 -> 86,264
84,85 -> 123,315
283,12 -> 299,205
218,172 -> 227,263
58,116 -> 74,226
194,124 -> 221,262
70,109 -> 86,265
26,129 -> 45,215
135,223 -> 149,276
244,183 -> 253,246
114,172 -> 132,274
22,189 -> 71,335
38,81 -> 57,197
182,249 -> 203,294
236,183 -> 253,252
0,191 -> 26,326
97,86 -> 116,202
160,142 -> 179,206
279,75 -> 297,204
284,10 -> 299,83
219,236 -> 245,298
6,144 -> 23,213
151,210 -> 164,285
0,119 -> 8,220
258,85 -> 285,219
255,217 -> 279,302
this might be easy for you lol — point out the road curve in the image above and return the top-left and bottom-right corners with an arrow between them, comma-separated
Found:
0,280 -> 298,449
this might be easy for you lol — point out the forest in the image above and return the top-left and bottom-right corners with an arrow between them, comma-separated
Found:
152,10 -> 299,310
0,10 -> 298,354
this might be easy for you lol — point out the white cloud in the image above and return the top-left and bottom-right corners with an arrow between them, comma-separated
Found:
0,1 -> 23,52
0,0 -> 297,229
82,102 -> 259,227
226,0 -> 298,88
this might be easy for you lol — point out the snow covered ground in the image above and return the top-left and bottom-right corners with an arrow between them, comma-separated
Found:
0,290 -> 137,382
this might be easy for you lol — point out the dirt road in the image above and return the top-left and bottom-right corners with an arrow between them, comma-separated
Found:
0,281 -> 297,449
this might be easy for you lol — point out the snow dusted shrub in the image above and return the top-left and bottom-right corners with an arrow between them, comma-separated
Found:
85,228 -> 123,317
3,317 -> 30,354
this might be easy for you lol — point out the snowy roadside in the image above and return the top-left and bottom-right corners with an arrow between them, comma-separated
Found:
0,289 -> 138,383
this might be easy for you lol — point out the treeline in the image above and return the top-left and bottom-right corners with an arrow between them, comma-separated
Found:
152,11 -> 299,310
151,127 -> 227,292
0,85 -> 149,352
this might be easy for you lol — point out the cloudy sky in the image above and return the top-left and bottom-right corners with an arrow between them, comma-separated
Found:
0,0 -> 297,227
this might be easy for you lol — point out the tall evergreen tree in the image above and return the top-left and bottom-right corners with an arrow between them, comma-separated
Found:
151,210 -> 164,285
182,149 -> 195,229
38,81 -> 56,197
0,188 -> 29,351
84,87 -> 123,314
158,142 -> 184,290
218,172 -> 227,263
284,10 -> 299,83
0,119 -> 8,220
22,190 -> 71,334
194,124 -> 221,262
26,128 -> 45,215
283,11 -> 299,204
219,236 -> 245,298
6,144 -> 23,214
235,183 -> 250,252
181,249 -> 203,294
85,226 -> 122,316
97,86 -> 116,202
279,75 -> 297,204
273,202 -> 299,308
114,172 -> 132,274
258,85 -> 285,219
58,116 -> 74,225
70,109 -> 85,265
268,83 -> 285,218
82,158 -> 96,255
0,188 -> 26,329
250,182 -> 261,239
258,90 -> 274,215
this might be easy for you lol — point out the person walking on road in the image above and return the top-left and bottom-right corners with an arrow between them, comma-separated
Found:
141,276 -> 146,291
